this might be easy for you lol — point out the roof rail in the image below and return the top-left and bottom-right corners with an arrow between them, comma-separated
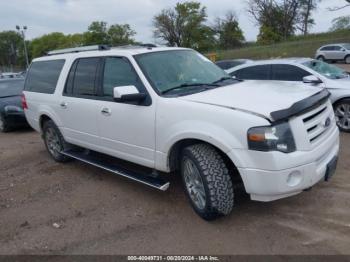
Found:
47,45 -> 110,56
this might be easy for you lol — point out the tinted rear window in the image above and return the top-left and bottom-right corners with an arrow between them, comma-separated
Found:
24,60 -> 65,94
234,65 -> 271,80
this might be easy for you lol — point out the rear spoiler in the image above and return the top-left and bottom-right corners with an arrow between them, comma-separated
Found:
270,89 -> 331,122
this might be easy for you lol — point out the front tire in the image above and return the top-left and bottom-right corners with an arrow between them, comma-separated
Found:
180,144 -> 234,220
43,120 -> 71,162
334,100 -> 350,133
345,55 -> 350,64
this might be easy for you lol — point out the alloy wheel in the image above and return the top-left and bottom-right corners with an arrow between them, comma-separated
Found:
183,157 -> 206,210
45,127 -> 62,158
335,103 -> 350,131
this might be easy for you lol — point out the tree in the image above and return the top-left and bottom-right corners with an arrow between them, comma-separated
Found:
247,0 -> 300,43
83,21 -> 109,45
30,32 -> 69,58
297,0 -> 320,35
0,31 -> 24,68
153,1 -> 215,51
108,24 -> 136,46
214,12 -> 245,49
330,16 -> 350,31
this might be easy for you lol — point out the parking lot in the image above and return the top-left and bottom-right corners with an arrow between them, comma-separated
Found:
0,64 -> 349,255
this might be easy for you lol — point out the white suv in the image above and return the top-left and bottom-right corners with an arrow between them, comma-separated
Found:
316,43 -> 350,64
23,45 -> 339,220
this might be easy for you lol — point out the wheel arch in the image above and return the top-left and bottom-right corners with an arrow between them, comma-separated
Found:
167,138 -> 243,184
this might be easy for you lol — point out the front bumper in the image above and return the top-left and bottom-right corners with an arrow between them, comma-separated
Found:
228,126 -> 339,202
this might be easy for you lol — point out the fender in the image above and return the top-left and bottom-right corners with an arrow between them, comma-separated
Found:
155,120 -> 246,172
38,104 -> 64,131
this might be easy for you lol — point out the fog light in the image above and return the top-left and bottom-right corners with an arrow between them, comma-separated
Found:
287,171 -> 302,187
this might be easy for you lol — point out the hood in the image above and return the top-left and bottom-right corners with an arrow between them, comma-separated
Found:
179,80 -> 324,121
327,76 -> 350,89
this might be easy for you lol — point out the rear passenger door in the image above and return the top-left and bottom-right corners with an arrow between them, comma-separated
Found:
96,57 -> 156,168
58,57 -> 102,150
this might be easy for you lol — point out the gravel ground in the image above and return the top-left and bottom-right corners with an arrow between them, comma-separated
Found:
0,65 -> 349,255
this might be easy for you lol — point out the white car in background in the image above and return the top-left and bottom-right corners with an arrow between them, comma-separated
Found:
316,43 -> 350,64
227,58 -> 350,132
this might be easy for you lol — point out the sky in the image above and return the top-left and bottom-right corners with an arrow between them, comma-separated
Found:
1,0 -> 349,43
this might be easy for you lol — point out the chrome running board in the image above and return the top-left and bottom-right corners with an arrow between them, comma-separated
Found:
62,150 -> 170,191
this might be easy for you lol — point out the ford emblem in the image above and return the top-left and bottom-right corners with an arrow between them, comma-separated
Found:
324,117 -> 331,128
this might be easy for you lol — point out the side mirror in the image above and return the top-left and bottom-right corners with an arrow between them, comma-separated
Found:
113,85 -> 146,103
303,75 -> 323,85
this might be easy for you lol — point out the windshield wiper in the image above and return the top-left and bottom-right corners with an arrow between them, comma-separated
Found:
161,83 -> 219,94
212,76 -> 234,84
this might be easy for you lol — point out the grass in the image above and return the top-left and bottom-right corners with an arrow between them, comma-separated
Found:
212,29 -> 350,61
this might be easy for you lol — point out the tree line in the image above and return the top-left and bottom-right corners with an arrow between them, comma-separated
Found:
0,0 -> 349,69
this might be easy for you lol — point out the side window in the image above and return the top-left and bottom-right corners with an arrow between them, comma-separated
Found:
24,60 -> 65,94
102,57 -> 140,96
72,58 -> 100,96
235,65 -> 271,80
271,64 -> 310,81
333,46 -> 342,51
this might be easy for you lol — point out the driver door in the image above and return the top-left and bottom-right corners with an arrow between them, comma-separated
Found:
96,57 -> 156,168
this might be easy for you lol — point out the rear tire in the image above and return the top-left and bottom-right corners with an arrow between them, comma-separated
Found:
317,56 -> 325,62
180,144 -> 234,221
0,114 -> 11,133
43,120 -> 71,162
334,99 -> 350,133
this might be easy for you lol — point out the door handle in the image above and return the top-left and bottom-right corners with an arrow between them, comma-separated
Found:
60,102 -> 67,109
101,108 -> 112,116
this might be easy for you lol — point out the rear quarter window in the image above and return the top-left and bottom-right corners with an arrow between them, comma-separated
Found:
24,59 -> 65,94
234,65 -> 271,80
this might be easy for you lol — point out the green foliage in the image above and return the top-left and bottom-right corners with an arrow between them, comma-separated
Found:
215,29 -> 350,60
153,1 -> 216,51
30,32 -> 69,58
214,12 -> 245,49
108,24 -> 136,46
83,21 -> 109,45
257,25 -> 282,45
0,31 -> 25,68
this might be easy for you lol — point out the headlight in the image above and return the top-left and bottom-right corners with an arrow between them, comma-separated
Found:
247,122 -> 296,153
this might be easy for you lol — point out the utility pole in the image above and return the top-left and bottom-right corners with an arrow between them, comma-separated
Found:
16,25 -> 29,70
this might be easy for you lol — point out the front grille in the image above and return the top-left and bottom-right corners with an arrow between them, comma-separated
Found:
302,101 -> 334,145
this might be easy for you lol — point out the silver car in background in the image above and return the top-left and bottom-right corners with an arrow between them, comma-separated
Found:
316,43 -> 350,64
226,58 -> 350,132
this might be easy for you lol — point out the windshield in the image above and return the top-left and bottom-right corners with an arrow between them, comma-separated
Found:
343,44 -> 350,50
0,79 -> 24,97
303,60 -> 349,79
135,50 -> 230,95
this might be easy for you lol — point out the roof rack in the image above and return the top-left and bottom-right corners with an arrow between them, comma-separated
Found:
47,45 -> 110,56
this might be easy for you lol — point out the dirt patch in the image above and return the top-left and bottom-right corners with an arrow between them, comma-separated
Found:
0,130 -> 350,255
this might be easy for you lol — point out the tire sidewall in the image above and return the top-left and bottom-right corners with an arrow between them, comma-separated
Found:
180,149 -> 219,220
345,55 -> 350,64
317,56 -> 325,62
43,121 -> 69,162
